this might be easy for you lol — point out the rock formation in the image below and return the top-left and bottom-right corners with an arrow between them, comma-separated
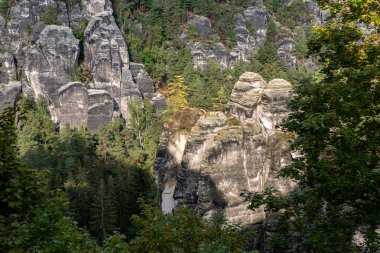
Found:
0,0 -> 165,129
180,1 -> 320,69
154,72 -> 296,230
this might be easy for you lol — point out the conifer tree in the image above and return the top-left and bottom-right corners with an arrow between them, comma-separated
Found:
90,179 -> 116,243
212,86 -> 228,111
166,75 -> 190,113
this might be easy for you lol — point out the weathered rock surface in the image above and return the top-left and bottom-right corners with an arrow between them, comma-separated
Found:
188,15 -> 213,37
130,62 -> 167,115
58,82 -> 89,128
0,0 -> 165,129
22,25 -> 79,121
234,6 -> 268,61
181,1 -> 320,69
83,11 -> 141,118
187,41 -> 229,69
0,82 -> 21,112
155,72 -> 296,228
181,5 -> 268,68
276,38 -> 297,68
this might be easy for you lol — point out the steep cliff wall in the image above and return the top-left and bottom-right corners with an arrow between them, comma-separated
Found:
155,72 -> 296,230
0,0 -> 165,129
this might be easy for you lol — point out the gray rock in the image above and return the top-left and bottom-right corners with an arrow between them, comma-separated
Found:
84,12 -> 141,118
188,15 -> 213,37
130,62 -> 167,115
87,89 -> 113,131
261,79 -> 293,129
82,0 -> 113,18
275,38 -> 297,68
148,93 -> 167,116
232,6 -> 268,62
58,82 -> 88,129
0,82 -> 21,112
23,25 -> 79,121
0,53 -> 17,83
0,0 -> 159,130
155,72 -> 296,228
130,62 -> 155,95
188,42 -> 229,69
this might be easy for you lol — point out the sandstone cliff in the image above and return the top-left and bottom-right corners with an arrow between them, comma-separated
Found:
0,0 -> 165,129
180,0 -> 321,69
154,72 -> 296,237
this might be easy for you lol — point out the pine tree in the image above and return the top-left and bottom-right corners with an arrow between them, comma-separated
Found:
166,75 -> 190,113
212,86 -> 228,111
90,179 -> 116,243
16,97 -> 58,170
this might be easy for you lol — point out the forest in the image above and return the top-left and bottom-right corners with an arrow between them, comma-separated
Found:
0,0 -> 379,252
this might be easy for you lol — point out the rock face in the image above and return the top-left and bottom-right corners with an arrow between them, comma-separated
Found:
23,25 -> 80,121
0,0 -> 165,129
155,72 -> 296,229
129,63 -> 167,115
276,38 -> 297,68
234,6 -> 268,62
181,1 -> 320,69
181,5 -> 268,69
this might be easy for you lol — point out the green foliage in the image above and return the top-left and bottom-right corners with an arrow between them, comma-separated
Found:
0,108 -> 97,252
70,65 -> 85,83
0,0 -> 14,19
90,179 -> 116,242
212,86 -> 228,111
42,5 -> 61,25
127,205 -> 248,253
243,0 -> 380,252
73,18 -> 88,42
264,0 -> 312,30
166,75 -> 190,113
101,232 -> 128,253
17,97 -> 58,170
14,97 -> 163,244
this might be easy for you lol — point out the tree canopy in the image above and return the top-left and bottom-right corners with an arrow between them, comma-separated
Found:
243,0 -> 380,252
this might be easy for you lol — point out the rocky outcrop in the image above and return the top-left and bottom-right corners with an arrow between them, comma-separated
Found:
275,38 -> 297,68
22,25 -> 79,122
182,5 -> 268,69
155,72 -> 296,228
180,1 -> 320,70
187,41 -> 229,69
130,63 -> 167,115
0,0 -> 165,129
233,6 -> 268,62
0,82 -> 21,112
188,16 -> 213,37
83,11 -> 141,118
181,15 -> 229,69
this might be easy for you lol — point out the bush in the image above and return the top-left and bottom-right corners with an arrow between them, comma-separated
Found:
42,5 -> 60,25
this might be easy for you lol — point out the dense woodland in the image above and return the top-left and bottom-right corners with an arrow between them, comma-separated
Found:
0,0 -> 379,252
